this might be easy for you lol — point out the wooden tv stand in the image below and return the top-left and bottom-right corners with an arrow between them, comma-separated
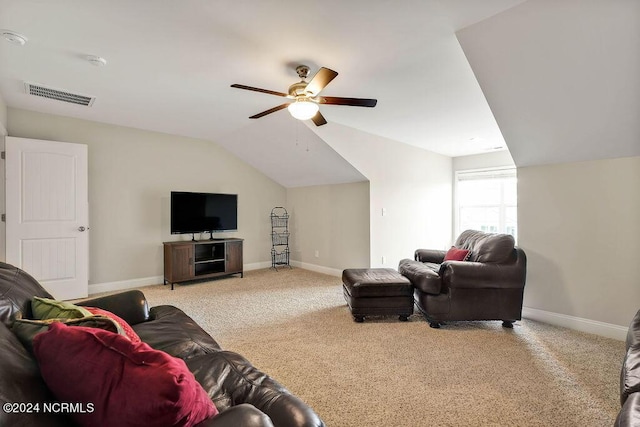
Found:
163,238 -> 243,290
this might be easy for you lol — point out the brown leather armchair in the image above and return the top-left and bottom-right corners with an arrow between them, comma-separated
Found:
399,230 -> 527,328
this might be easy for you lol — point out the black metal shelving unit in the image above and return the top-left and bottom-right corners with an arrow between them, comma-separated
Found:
270,207 -> 291,270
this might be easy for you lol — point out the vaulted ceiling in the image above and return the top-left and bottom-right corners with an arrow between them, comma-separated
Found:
0,0 -> 523,186
458,0 -> 640,167
1,1 -> 636,187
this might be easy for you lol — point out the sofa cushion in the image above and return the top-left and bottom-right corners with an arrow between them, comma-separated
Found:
455,230 -> 515,263
0,262 -> 54,327
621,345 -> 640,406
398,259 -> 441,294
31,297 -> 92,320
622,310 -> 640,405
84,306 -> 141,343
444,247 -> 470,261
33,322 -> 218,427
133,305 -> 221,360
0,323 -> 70,427
627,309 -> 640,350
11,316 -> 122,353
616,391 -> 640,426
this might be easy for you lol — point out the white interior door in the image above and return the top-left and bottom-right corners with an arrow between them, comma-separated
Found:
5,137 -> 88,300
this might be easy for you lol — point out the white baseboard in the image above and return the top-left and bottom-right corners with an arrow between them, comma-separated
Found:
522,306 -> 628,341
89,275 -> 163,295
90,275 -> 627,340
89,262 -> 273,295
290,260 -> 342,277
244,261 -> 272,271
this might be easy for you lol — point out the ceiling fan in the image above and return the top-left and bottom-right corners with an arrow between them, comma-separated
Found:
231,65 -> 377,126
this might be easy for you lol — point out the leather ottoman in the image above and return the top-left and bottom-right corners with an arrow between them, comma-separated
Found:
342,268 -> 413,322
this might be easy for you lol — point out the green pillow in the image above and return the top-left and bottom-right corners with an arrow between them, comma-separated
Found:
11,317 -> 123,354
31,297 -> 92,320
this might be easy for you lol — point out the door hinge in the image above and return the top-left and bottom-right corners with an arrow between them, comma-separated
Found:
1,151 -> 5,160
1,214 -> 5,222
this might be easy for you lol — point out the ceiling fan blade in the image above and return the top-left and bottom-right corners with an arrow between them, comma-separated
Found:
304,67 -> 338,96
321,96 -> 377,107
248,103 -> 290,119
311,111 -> 328,127
231,84 -> 289,98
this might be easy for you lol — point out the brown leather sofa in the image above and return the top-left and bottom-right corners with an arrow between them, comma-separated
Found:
399,230 -> 527,328
0,262 -> 324,427
616,309 -> 640,426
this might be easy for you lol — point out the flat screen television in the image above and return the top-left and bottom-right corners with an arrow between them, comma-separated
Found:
171,192 -> 238,234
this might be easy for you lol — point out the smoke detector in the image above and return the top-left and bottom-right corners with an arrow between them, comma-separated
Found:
1,30 -> 27,46
86,55 -> 107,67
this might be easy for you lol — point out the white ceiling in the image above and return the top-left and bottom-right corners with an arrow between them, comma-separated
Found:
0,0 -> 525,186
457,0 -> 640,167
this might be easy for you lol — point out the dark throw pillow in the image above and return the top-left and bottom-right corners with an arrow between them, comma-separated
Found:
444,247 -> 471,262
32,322 -> 218,427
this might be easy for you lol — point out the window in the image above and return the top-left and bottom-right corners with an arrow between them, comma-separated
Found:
455,167 -> 517,240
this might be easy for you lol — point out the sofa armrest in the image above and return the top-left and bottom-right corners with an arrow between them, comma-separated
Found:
188,351 -> 324,427
615,392 -> 640,427
196,404 -> 274,427
415,249 -> 446,263
76,290 -> 149,325
398,259 -> 441,294
441,261 -> 526,289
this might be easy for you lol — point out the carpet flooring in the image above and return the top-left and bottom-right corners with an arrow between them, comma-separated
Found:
135,268 -> 625,427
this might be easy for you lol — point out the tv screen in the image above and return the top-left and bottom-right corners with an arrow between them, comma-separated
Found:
171,192 -> 238,234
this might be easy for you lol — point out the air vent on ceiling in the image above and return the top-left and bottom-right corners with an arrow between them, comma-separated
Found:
24,82 -> 95,107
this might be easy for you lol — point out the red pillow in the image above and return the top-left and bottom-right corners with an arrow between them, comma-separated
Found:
444,247 -> 471,261
33,322 -> 217,427
84,306 -> 141,344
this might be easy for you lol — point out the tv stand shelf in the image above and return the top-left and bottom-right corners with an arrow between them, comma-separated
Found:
163,238 -> 243,290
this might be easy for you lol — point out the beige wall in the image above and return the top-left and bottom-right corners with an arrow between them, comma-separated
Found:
518,156 -> 640,327
313,123 -> 453,269
287,182 -> 370,272
7,108 -> 286,285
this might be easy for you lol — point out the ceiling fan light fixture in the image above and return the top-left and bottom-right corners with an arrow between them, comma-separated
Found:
287,99 -> 319,121
231,65 -> 376,126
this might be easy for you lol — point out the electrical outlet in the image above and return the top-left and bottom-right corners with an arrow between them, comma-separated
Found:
315,250 -> 319,258
381,256 -> 385,264
381,207 -> 386,216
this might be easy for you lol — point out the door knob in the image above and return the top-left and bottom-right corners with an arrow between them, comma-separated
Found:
78,226 -> 86,232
